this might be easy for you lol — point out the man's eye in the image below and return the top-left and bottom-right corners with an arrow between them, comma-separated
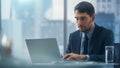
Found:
81,17 -> 86,21
75,18 -> 78,21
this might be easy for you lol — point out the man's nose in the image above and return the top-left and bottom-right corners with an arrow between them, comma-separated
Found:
77,20 -> 82,25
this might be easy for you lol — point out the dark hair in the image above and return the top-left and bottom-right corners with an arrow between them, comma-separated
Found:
74,1 -> 95,16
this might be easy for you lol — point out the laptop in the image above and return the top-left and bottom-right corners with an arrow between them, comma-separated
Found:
25,38 -> 95,65
25,38 -> 62,64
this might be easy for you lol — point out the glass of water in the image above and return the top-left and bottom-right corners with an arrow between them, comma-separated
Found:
105,46 -> 114,63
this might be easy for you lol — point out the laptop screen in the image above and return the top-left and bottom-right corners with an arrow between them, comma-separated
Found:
25,38 -> 61,63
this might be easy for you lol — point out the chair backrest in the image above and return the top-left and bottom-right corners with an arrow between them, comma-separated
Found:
114,43 -> 120,63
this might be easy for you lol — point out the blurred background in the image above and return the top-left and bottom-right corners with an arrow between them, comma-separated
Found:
0,0 -> 120,62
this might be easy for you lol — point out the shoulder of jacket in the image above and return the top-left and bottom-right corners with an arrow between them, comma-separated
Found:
71,30 -> 80,35
97,25 -> 113,34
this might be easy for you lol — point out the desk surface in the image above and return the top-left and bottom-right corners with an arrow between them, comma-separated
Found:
0,57 -> 119,68
0,61 -> 117,68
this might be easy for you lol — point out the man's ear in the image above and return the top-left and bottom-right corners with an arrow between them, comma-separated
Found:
91,15 -> 95,22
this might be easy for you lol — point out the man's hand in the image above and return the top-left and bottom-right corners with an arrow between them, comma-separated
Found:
63,53 -> 87,60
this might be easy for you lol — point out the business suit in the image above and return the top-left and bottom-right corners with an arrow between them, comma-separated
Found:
66,24 -> 114,62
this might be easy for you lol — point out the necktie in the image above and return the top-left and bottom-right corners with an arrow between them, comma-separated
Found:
83,34 -> 88,54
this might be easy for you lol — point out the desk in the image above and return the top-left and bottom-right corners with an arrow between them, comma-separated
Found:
0,61 -> 117,68
0,57 -> 118,68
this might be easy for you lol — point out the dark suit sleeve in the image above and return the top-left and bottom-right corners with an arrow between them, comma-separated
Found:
89,30 -> 114,62
66,33 -> 72,54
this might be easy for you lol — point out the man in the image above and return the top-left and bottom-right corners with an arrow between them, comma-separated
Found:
63,1 -> 114,62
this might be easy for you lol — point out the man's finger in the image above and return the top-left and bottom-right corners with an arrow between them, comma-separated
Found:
63,54 -> 70,59
66,56 -> 73,60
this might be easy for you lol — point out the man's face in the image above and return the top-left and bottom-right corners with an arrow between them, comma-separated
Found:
75,10 -> 94,32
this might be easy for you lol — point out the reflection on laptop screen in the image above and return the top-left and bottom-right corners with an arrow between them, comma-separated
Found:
26,38 -> 61,63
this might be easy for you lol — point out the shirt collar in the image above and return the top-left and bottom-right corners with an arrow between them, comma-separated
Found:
82,25 -> 95,39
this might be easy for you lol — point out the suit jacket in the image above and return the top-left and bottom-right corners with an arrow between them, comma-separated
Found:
66,24 -> 114,62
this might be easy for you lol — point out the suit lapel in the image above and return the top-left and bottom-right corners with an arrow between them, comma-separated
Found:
77,31 -> 82,54
89,24 -> 102,54
75,31 -> 81,54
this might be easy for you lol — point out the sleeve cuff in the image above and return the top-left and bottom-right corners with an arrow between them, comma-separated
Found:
85,55 -> 90,61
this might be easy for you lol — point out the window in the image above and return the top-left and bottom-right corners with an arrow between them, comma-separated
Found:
1,0 -> 64,60
1,0 -> 120,61
108,0 -> 111,2
97,0 -> 100,2
102,0 -> 106,2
